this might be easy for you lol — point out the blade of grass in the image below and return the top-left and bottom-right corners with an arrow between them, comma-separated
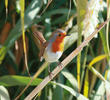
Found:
19,0 -> 30,76
83,69 -> 89,98
89,63 -> 101,95
77,0 -> 87,92
88,54 -> 107,83
89,54 -> 107,67
105,0 -> 110,84
0,75 -> 42,86
99,28 -> 108,55
5,0 -> 8,21
88,67 -> 106,83
81,46 -> 88,88
106,0 -> 110,57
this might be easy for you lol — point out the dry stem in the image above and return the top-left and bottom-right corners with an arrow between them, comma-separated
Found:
24,18 -> 110,100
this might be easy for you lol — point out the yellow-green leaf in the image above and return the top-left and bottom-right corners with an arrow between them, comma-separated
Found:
5,0 -> 8,19
77,0 -> 87,91
0,46 -> 7,64
83,69 -> 89,97
19,0 -> 30,75
89,54 -> 107,67
5,0 -> 8,8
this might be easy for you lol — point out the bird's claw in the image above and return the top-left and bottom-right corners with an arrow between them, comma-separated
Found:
49,72 -> 54,79
58,62 -> 64,68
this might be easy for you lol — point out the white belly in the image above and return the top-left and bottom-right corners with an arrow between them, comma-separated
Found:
43,44 -> 63,62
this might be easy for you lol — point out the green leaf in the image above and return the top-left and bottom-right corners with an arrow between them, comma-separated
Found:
105,81 -> 110,100
92,81 -> 105,100
53,73 -> 63,100
89,54 -> 107,67
0,75 -> 42,87
61,69 -> 78,91
34,8 -> 75,24
99,17 -> 109,60
53,82 -> 89,100
0,86 -> 10,100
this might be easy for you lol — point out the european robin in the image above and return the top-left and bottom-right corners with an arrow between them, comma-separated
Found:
43,29 -> 69,73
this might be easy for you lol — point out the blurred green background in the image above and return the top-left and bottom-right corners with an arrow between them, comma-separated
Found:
0,0 -> 110,100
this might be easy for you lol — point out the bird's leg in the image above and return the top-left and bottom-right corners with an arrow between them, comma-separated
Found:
57,61 -> 64,68
48,64 -> 51,74
48,64 -> 54,79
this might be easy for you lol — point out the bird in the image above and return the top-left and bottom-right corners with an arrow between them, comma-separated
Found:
43,29 -> 69,73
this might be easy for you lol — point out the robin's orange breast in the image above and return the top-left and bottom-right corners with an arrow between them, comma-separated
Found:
52,37 -> 65,53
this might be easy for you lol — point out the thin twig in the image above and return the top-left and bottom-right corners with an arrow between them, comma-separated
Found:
24,18 -> 110,100
67,0 -> 72,20
40,0 -> 52,16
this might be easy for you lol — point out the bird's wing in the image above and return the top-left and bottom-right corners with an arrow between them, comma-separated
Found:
39,41 -> 48,62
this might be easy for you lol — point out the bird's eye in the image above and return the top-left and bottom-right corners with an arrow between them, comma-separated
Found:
58,34 -> 61,37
